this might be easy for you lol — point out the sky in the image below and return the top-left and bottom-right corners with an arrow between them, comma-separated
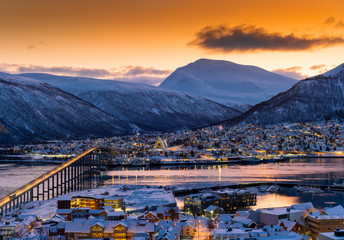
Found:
1,0 -> 344,85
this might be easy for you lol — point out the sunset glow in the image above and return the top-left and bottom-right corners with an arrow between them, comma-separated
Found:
1,0 -> 344,82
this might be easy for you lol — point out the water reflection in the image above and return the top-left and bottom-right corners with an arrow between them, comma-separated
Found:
103,158 -> 344,209
104,158 -> 344,188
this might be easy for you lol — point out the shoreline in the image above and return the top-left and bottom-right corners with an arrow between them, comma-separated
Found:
2,153 -> 344,167
106,153 -> 344,168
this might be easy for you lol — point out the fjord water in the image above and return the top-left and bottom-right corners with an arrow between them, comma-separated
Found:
1,158 -> 344,209
104,157 -> 344,208
0,163 -> 55,199
105,158 -> 344,187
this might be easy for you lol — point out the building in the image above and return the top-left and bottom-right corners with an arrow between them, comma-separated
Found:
184,190 -> 256,215
212,228 -> 251,239
319,228 -> 344,240
64,219 -> 155,240
70,196 -> 103,210
217,190 -> 257,213
204,205 -> 224,219
156,207 -> 179,220
184,193 -> 220,214
279,219 -> 310,236
138,211 -> 160,223
0,217 -> 20,239
260,207 -> 305,226
306,215 -> 344,238
103,196 -> 123,210
71,208 -> 91,220
107,211 -> 127,221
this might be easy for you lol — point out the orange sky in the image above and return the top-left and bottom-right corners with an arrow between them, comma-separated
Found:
1,0 -> 344,83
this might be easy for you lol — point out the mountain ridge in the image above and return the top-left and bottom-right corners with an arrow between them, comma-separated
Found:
0,72 -> 136,144
19,73 -> 241,133
223,63 -> 344,126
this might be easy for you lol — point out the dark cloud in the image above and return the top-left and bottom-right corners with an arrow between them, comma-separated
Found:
272,66 -> 307,80
190,24 -> 344,52
0,63 -> 171,86
310,64 -> 326,70
325,17 -> 336,25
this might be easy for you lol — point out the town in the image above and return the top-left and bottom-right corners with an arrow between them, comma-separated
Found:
4,121 -> 344,166
0,184 -> 343,240
2,121 -> 344,240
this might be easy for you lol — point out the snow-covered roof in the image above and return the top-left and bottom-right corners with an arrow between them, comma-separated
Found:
232,216 -> 255,226
291,202 -> 313,211
205,205 -> 219,212
323,205 -> 344,215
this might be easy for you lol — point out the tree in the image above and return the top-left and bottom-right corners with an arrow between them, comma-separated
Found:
190,150 -> 195,157
206,219 -> 215,232
189,205 -> 201,219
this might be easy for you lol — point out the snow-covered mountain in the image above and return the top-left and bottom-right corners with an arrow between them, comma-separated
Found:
160,59 -> 298,111
224,63 -> 344,125
19,73 -> 240,132
0,73 -> 134,144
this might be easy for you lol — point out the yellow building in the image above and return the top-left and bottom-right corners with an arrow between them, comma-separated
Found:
103,197 -> 123,210
71,196 -> 103,210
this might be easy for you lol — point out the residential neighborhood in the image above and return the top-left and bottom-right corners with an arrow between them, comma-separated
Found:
1,184 -> 344,240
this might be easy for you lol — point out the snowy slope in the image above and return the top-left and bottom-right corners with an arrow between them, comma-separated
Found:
19,73 -> 241,131
160,59 -> 298,110
224,63 -> 344,125
0,72 -> 134,144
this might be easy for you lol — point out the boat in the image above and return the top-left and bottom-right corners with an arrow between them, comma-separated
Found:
266,185 -> 280,192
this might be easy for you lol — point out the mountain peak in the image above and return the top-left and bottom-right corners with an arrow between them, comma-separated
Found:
321,63 -> 344,78
160,59 -> 298,107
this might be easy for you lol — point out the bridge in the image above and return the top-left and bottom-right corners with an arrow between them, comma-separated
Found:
0,147 -> 111,216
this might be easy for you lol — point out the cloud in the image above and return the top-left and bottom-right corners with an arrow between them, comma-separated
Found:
123,66 -> 170,77
325,17 -> 336,25
310,64 -> 326,70
336,21 -> 344,28
272,66 -> 308,80
0,63 -> 171,86
190,24 -> 344,52
324,17 -> 344,28
27,41 -> 45,50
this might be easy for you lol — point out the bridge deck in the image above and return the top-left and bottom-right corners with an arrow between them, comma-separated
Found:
0,147 -> 98,208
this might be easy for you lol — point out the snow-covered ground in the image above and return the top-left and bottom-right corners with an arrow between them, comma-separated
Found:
15,185 -> 176,220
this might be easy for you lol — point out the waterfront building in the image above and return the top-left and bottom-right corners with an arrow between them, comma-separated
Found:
71,196 -> 103,210
216,190 -> 257,213
306,215 -> 344,238
184,190 -> 256,216
184,193 -> 220,215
